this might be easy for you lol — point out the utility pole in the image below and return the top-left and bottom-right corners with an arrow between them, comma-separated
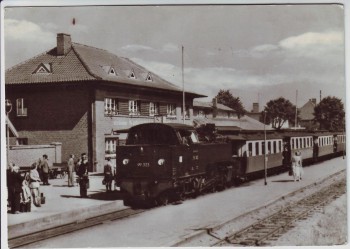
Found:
182,46 -> 185,124
295,90 -> 298,129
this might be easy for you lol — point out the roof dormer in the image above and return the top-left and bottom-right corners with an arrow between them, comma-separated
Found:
129,69 -> 136,79
32,63 -> 52,74
146,72 -> 153,82
101,66 -> 117,76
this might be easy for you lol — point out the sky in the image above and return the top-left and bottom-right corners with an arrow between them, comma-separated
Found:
3,3 -> 346,111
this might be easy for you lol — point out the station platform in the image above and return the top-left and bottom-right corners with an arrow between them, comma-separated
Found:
7,173 -> 127,239
7,156 -> 347,241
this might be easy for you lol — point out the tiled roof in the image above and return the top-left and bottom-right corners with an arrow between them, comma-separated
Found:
6,41 -> 205,97
194,115 -> 272,131
299,100 -> 316,120
6,48 -> 95,84
193,101 -> 235,111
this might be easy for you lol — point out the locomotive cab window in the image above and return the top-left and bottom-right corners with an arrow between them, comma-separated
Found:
178,129 -> 199,145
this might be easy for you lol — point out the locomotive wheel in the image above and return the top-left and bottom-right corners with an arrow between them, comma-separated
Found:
157,193 -> 169,206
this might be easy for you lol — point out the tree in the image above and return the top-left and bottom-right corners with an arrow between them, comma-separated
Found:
215,90 -> 246,118
314,96 -> 345,131
261,97 -> 297,130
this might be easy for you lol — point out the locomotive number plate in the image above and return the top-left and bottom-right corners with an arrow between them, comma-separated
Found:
137,162 -> 150,167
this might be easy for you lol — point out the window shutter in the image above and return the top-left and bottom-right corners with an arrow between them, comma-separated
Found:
159,103 -> 167,115
119,99 -> 129,115
141,102 -> 149,116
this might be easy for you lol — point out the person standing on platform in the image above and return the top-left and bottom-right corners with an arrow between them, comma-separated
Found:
41,154 -> 51,185
67,154 -> 75,187
7,163 -> 14,211
11,166 -> 23,214
77,153 -> 89,197
104,158 -> 114,192
37,157 -> 43,181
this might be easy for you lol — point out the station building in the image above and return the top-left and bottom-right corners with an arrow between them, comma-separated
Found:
5,33 -> 204,172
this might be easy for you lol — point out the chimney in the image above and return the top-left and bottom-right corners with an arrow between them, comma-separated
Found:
252,103 -> 259,113
57,33 -> 72,56
310,98 -> 317,105
212,98 -> 218,118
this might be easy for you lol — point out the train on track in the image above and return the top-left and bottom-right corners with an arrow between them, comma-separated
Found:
115,123 -> 346,207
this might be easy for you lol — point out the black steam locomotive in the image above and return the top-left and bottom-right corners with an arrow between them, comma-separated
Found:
115,123 -> 345,207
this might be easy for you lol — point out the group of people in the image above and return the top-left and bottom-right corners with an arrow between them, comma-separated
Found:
6,154 -> 50,214
31,154 -> 51,185
67,154 -> 116,195
66,153 -> 90,197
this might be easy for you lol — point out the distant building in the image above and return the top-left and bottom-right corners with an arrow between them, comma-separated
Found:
246,102 -> 261,121
193,99 -> 270,131
5,33 -> 204,172
299,98 -> 317,130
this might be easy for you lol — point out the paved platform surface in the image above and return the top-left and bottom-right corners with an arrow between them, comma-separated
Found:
7,173 -> 126,239
7,156 -> 347,241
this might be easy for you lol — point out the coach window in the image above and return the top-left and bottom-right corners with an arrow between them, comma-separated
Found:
291,139 -> 295,150
262,142 -> 265,155
299,138 -> 303,148
248,142 -> 253,156
273,141 -> 277,153
255,142 -> 260,156
279,141 -> 282,152
296,138 -> 299,149
267,141 -> 272,154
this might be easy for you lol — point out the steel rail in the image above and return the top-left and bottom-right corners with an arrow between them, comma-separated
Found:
217,178 -> 346,246
8,208 -> 145,248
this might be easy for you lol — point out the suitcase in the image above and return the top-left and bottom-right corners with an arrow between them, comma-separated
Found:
41,193 -> 46,204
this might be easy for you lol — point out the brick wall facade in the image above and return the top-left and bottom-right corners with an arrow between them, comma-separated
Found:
6,84 -> 90,166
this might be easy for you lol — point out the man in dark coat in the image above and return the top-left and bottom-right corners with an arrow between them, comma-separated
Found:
11,166 -> 23,214
77,153 -> 89,197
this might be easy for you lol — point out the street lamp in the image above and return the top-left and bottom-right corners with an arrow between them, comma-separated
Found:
6,99 -> 13,167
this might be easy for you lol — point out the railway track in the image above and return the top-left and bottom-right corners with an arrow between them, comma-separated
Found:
8,207 -> 145,248
214,178 -> 346,246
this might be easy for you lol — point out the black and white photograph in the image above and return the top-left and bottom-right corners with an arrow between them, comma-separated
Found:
1,0 -> 348,248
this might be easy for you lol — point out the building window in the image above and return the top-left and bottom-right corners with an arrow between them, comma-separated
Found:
16,98 -> 27,116
149,102 -> 159,116
167,103 -> 176,117
17,138 -> 28,145
105,138 -> 118,154
104,98 -> 118,116
129,100 -> 140,116
181,105 -> 190,119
